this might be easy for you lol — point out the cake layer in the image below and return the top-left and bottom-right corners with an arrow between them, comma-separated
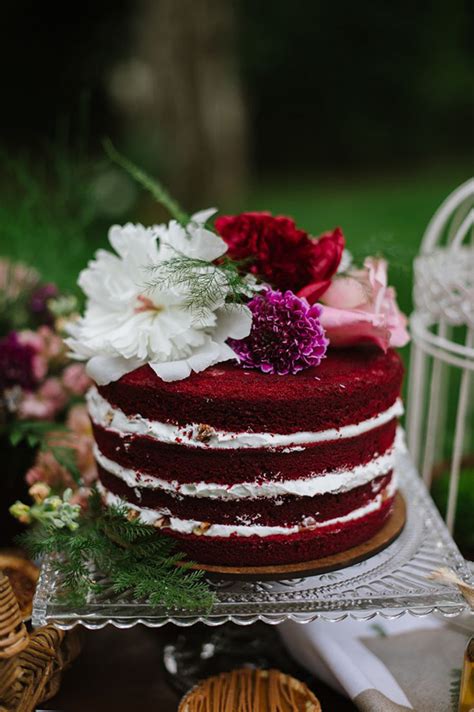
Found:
93,437 -> 399,498
98,464 -> 393,526
162,497 -> 395,566
97,348 -> 403,434
97,481 -> 395,565
88,386 -> 402,451
98,478 -> 394,535
91,413 -> 398,485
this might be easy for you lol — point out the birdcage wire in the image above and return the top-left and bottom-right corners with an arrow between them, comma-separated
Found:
406,178 -> 474,534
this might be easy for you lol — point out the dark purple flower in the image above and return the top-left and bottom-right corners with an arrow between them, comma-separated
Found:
0,332 -> 40,391
229,289 -> 328,375
29,283 -> 58,325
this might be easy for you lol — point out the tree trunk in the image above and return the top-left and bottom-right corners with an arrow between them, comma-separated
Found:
115,0 -> 249,211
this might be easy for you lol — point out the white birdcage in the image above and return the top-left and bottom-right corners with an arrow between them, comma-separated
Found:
406,178 -> 474,534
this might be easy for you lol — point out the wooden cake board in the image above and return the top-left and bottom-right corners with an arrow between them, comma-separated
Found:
187,493 -> 406,581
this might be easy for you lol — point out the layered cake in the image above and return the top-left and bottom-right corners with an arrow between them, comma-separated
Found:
68,207 -> 409,568
89,348 -> 403,566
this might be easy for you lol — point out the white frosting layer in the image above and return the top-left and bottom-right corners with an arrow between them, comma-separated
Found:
97,477 -> 396,538
94,436 -> 400,500
87,387 -> 403,451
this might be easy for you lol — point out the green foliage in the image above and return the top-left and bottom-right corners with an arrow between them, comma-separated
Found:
0,145 -> 103,294
9,420 -> 62,448
9,420 -> 81,484
11,487 -> 81,530
19,488 -> 215,612
104,139 -> 189,226
147,255 -> 257,320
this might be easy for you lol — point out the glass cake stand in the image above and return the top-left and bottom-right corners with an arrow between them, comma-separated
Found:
32,447 -> 473,691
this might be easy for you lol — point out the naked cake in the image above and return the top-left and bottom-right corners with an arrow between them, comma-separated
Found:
67,208 -> 409,568
88,347 -> 403,566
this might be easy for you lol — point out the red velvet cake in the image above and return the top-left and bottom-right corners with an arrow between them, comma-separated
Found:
68,206 -> 409,569
89,347 -> 404,566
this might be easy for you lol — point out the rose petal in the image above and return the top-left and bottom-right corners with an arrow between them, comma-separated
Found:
320,276 -> 369,309
297,280 -> 332,304
320,305 -> 392,351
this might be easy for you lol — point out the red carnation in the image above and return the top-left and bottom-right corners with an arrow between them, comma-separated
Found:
298,227 -> 345,303
215,212 -> 344,300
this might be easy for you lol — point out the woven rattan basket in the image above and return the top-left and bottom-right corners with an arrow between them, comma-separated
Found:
0,570 -> 83,712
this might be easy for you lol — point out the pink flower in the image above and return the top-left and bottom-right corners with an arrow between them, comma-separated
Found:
25,404 -> 97,493
35,326 -> 66,363
66,405 -> 97,486
229,289 -> 328,375
0,258 -> 40,300
66,403 -> 91,434
17,331 -> 48,381
25,450 -> 75,490
19,377 -> 68,420
70,486 -> 94,510
62,364 -> 91,395
319,258 -> 409,351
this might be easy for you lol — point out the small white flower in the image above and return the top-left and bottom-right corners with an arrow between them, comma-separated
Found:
66,210 -> 253,384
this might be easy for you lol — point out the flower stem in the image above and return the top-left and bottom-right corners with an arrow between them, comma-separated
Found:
103,139 -> 190,226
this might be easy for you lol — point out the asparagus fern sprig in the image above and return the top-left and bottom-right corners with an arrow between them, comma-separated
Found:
17,487 -> 215,612
146,255 -> 258,320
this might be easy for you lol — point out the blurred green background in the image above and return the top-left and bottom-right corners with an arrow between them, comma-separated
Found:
1,0 -> 472,305
0,1 -> 473,543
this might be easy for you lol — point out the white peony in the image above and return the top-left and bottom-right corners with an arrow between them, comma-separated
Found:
66,209 -> 253,384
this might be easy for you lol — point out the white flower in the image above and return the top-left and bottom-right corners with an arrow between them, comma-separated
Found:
66,209 -> 252,384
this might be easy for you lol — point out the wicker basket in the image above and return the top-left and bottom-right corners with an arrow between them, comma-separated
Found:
0,570 -> 83,712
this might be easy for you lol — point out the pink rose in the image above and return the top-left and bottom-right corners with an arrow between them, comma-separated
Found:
319,258 -> 409,351
62,363 -> 91,395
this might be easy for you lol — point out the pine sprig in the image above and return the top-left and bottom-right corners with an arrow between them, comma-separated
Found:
20,489 -> 215,612
147,255 -> 257,320
103,139 -> 189,226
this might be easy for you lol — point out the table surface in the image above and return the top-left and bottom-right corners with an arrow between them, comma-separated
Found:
43,626 -> 356,711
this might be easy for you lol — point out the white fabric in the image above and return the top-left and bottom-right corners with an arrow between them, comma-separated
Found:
279,616 -> 446,709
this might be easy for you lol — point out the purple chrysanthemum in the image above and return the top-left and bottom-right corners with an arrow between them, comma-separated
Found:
229,289 -> 328,375
0,332 -> 39,391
